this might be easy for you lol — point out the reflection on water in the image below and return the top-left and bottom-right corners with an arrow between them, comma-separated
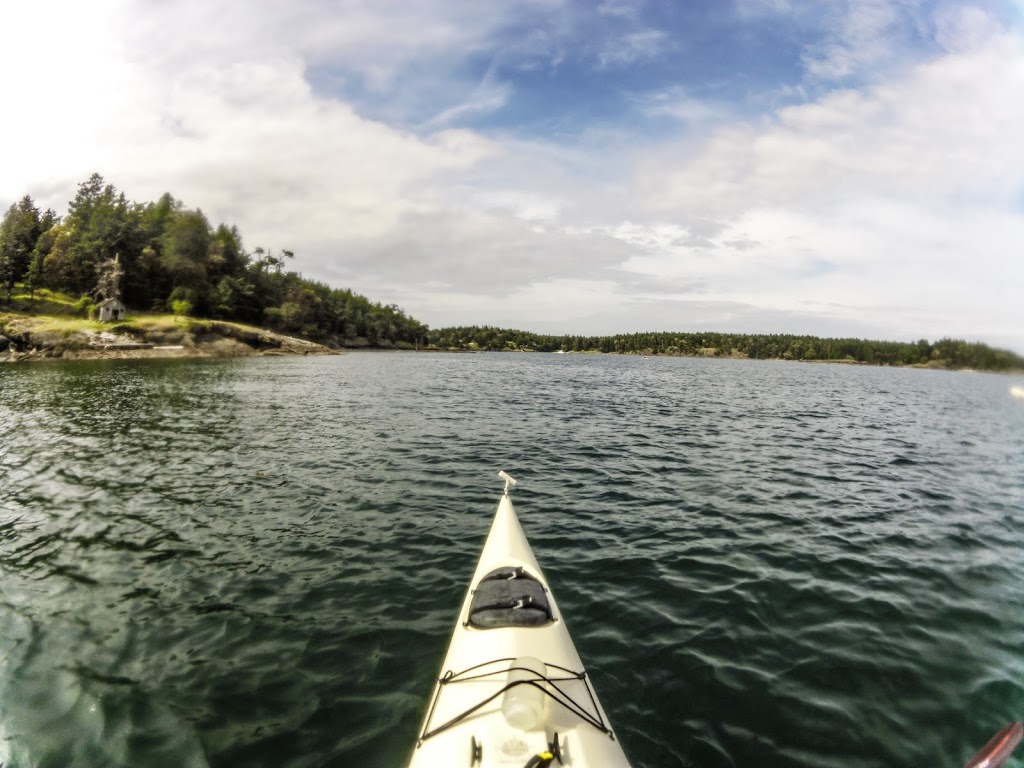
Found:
2,355 -> 1023,768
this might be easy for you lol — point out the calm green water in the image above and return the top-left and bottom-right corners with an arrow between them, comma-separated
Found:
1,353 -> 1023,768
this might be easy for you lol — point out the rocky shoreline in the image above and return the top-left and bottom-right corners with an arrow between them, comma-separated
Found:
0,318 -> 339,363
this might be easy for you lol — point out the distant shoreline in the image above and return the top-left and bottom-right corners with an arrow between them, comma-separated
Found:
338,346 -> 1022,373
5,339 -> 1020,373
4,309 -> 1022,373
424,327 -> 1024,372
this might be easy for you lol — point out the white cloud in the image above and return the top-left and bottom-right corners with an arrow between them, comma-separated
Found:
619,22 -> 1024,345
0,1 -> 504,244
472,191 -> 563,223
597,0 -> 642,20
394,277 -> 628,332
614,201 -> 1023,338
733,0 -> 793,17
597,29 -> 670,68
639,27 -> 1024,218
122,0 -> 539,92
424,65 -> 513,128
801,0 -> 904,81
934,4 -> 1006,52
640,87 -> 730,127
0,0 -> 1022,352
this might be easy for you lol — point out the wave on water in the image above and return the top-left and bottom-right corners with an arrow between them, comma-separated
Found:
1,355 -> 1023,768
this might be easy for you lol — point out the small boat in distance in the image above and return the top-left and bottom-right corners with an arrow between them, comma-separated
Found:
1011,385 -> 1024,400
408,472 -> 632,767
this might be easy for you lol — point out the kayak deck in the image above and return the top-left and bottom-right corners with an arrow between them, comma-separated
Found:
409,479 -> 631,767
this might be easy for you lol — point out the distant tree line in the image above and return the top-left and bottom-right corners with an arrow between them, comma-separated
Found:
0,174 -> 427,346
428,327 -> 1024,371
4,174 -> 1020,369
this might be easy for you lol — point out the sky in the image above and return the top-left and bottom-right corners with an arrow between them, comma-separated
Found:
1,0 -> 1023,352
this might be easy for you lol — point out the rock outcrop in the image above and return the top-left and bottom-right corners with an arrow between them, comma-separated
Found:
0,317 -> 339,362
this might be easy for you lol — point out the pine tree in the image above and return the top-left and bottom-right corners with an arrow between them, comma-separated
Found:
0,196 -> 42,299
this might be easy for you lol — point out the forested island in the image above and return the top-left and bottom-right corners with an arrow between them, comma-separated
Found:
0,174 -> 427,349
430,327 -> 1024,370
2,173 -> 1022,370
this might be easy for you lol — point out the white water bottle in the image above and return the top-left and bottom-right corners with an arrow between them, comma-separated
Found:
502,657 -> 548,730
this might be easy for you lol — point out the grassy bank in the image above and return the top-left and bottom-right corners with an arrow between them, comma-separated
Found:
1,288 -> 337,362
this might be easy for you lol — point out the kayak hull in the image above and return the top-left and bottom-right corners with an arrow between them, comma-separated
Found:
408,492 -> 632,767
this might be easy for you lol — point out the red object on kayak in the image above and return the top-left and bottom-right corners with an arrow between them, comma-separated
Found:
964,722 -> 1023,768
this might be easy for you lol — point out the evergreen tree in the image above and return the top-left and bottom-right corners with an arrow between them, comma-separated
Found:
0,196 -> 42,298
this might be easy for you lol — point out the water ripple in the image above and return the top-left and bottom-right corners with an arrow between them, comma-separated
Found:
2,355 -> 1023,767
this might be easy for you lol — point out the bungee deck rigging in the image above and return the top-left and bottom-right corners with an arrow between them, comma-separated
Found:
417,658 -> 614,744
